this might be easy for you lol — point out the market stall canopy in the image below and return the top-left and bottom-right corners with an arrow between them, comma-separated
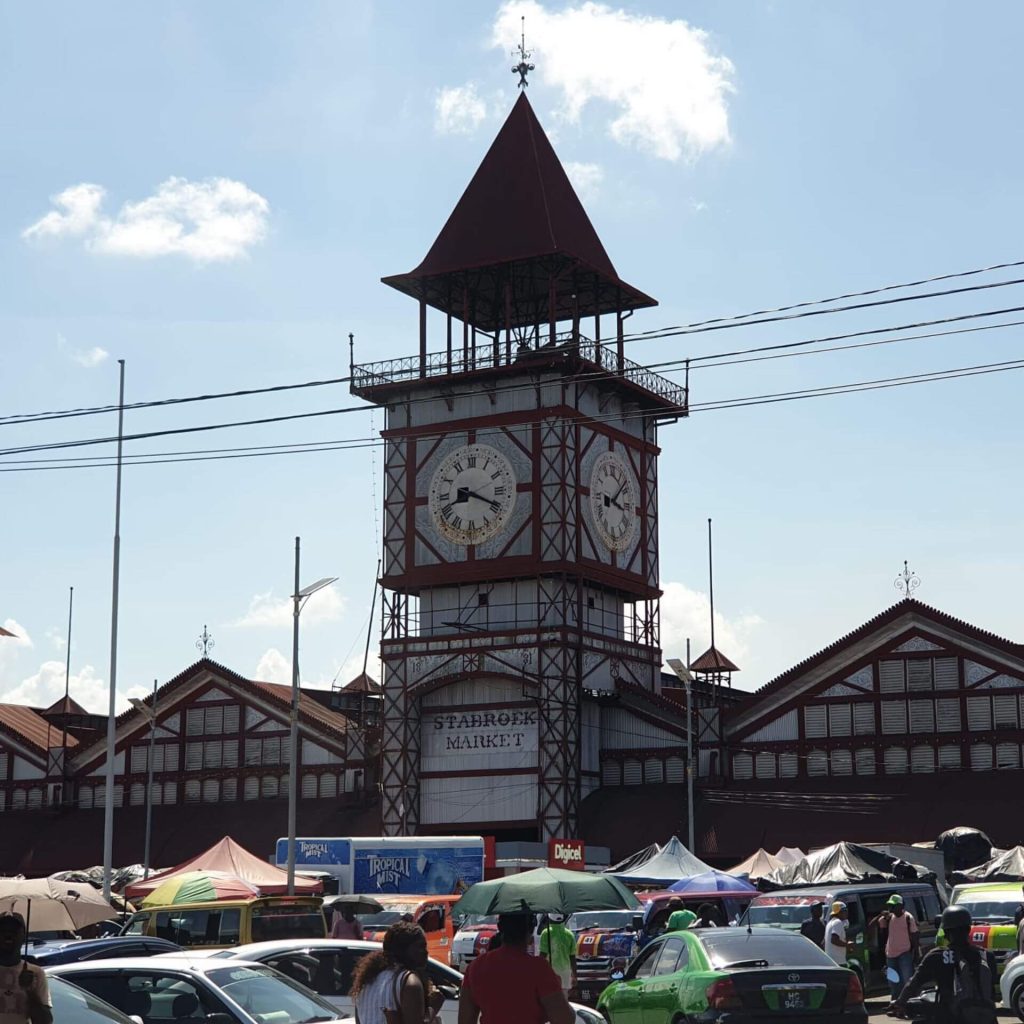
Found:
951,846 -> 1024,884
936,827 -> 994,872
51,864 -> 152,896
124,836 -> 322,899
604,843 -> 662,876
606,836 -> 712,887
455,867 -> 639,917
726,849 -> 787,879
0,877 -> 117,933
774,847 -> 807,866
763,841 -> 936,888
668,870 -> 757,895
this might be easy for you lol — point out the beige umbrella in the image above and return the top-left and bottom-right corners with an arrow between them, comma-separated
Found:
0,877 -> 117,933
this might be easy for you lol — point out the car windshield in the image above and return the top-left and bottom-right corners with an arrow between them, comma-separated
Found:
50,977 -> 135,1024
358,905 -> 420,927
701,931 -> 837,969
955,899 -> 1018,924
744,897 -> 822,927
208,965 -> 340,1024
250,905 -> 325,943
459,915 -> 498,928
568,912 -> 636,931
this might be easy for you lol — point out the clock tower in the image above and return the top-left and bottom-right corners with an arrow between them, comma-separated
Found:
351,93 -> 687,841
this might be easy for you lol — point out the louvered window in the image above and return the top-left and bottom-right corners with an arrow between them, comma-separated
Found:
131,746 -> 148,774
319,773 -> 338,798
909,700 -> 935,733
602,761 -> 622,786
967,697 -> 993,732
644,758 -> 665,784
807,750 -> 828,777
113,784 -> 124,807
0,791 -> 5,812
938,745 -> 961,771
184,780 -> 201,803
0,752 -> 8,777
222,778 -> 237,801
831,749 -> 853,776
203,741 -> 222,769
79,786 -> 93,809
804,706 -> 827,738
779,753 -> 798,778
186,708 -> 204,736
884,748 -> 909,774
936,699 -> 962,732
666,757 -> 686,783
994,695 -> 1018,729
970,743 -> 994,771
205,706 -> 224,735
880,661 -> 906,693
996,743 -> 1020,770
907,661 -> 933,692
223,705 -> 240,733
201,779 -> 218,803
261,775 -> 279,798
855,749 -> 876,775
732,753 -> 753,780
623,759 -> 642,785
302,774 -> 318,798
150,782 -> 162,806
911,745 -> 936,773
853,704 -> 875,735
828,704 -> 852,736
755,753 -> 776,779
94,786 -> 106,808
11,790 -> 26,810
222,740 -> 238,768
934,658 -> 958,690
163,782 -> 177,805
129,783 -> 145,806
264,737 -> 282,764
185,743 -> 203,771
881,701 -> 908,734
243,777 -> 260,801
26,788 -> 43,810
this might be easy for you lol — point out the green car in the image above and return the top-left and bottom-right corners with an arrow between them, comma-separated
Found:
598,926 -> 866,1024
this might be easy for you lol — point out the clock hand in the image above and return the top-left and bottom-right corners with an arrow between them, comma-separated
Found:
464,489 -> 501,512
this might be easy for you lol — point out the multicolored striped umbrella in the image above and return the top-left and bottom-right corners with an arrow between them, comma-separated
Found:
140,870 -> 261,907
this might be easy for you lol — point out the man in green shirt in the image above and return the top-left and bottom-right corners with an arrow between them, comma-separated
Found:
538,916 -> 578,996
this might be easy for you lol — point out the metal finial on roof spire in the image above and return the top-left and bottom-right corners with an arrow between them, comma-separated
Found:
894,560 -> 920,600
196,624 -> 215,657
511,16 -> 535,87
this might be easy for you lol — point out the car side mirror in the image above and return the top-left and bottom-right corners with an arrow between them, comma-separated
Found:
631,916 -> 644,932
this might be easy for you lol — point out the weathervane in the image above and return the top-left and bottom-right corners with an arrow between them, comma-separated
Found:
511,16 -> 535,88
196,624 -> 215,657
894,560 -> 921,600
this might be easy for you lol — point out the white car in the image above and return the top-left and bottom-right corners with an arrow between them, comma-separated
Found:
48,956 -> 354,1024
212,938 -> 603,1024
999,953 -> 1024,1020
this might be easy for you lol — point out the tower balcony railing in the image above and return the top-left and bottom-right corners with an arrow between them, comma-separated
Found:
351,330 -> 687,413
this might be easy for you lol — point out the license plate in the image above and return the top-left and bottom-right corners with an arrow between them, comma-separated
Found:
762,986 -> 813,1011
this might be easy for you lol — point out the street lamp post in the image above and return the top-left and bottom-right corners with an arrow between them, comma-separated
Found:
286,535 -> 337,896
667,651 -> 696,853
129,680 -> 159,880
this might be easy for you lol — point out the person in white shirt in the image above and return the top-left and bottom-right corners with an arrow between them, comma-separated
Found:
823,902 -> 849,966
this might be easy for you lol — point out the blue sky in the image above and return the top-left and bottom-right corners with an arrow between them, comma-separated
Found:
2,0 -> 1024,712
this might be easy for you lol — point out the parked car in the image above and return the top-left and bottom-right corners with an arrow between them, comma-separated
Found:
598,926 -> 866,1024
449,914 -> 501,972
209,938 -> 604,1024
569,909 -> 646,1006
48,975 -> 141,1024
120,896 -> 326,948
945,882 -> 1022,976
741,881 -> 943,995
356,895 -> 462,964
28,936 -> 182,966
998,952 -> 1024,1019
48,956 -> 353,1024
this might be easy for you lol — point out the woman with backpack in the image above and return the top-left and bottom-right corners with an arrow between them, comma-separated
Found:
351,921 -> 443,1024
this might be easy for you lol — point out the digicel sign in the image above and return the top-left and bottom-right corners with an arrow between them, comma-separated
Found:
548,838 -> 585,870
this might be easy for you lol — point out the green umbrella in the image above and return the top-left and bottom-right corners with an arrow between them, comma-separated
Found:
454,867 -> 639,917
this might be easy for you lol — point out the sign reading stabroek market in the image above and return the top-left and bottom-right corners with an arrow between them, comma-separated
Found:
420,706 -> 539,773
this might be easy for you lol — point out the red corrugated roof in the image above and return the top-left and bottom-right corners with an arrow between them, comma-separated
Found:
343,672 -> 381,694
45,695 -> 89,716
251,681 -> 353,736
690,647 -> 741,674
0,704 -> 79,754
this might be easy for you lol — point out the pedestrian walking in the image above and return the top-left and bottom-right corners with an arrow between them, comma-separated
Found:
869,894 -> 919,999
352,921 -> 441,1024
331,905 -> 366,940
0,912 -> 52,1024
800,902 -> 826,948
459,913 -> 573,1024
538,915 -> 578,998
824,902 -> 849,966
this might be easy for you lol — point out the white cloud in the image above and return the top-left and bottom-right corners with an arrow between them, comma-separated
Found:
230,585 -> 346,629
490,1 -> 734,161
435,83 -> 489,135
255,647 -> 291,685
564,161 -> 604,200
659,581 -> 762,670
72,346 -> 110,368
23,177 -> 269,264
3,660 -> 149,714
1,619 -> 33,652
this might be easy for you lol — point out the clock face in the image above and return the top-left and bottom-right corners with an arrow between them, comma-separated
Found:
589,451 -> 637,552
428,443 -> 517,546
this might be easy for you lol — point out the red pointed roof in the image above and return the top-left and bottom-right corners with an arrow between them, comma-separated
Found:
690,646 -> 740,674
383,93 -> 656,330
45,695 -> 89,716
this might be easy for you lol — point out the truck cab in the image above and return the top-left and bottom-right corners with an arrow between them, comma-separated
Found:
570,909 -> 645,1006
358,895 -> 461,965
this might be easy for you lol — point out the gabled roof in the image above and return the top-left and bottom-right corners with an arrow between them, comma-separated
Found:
0,703 -> 78,755
342,672 -> 382,694
251,681 -> 353,736
691,647 -> 740,674
382,93 -> 656,329
44,695 -> 89,716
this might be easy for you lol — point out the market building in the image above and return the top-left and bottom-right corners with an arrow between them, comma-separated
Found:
351,89 -> 699,843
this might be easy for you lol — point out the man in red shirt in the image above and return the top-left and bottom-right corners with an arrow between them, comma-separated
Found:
459,913 -> 574,1024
